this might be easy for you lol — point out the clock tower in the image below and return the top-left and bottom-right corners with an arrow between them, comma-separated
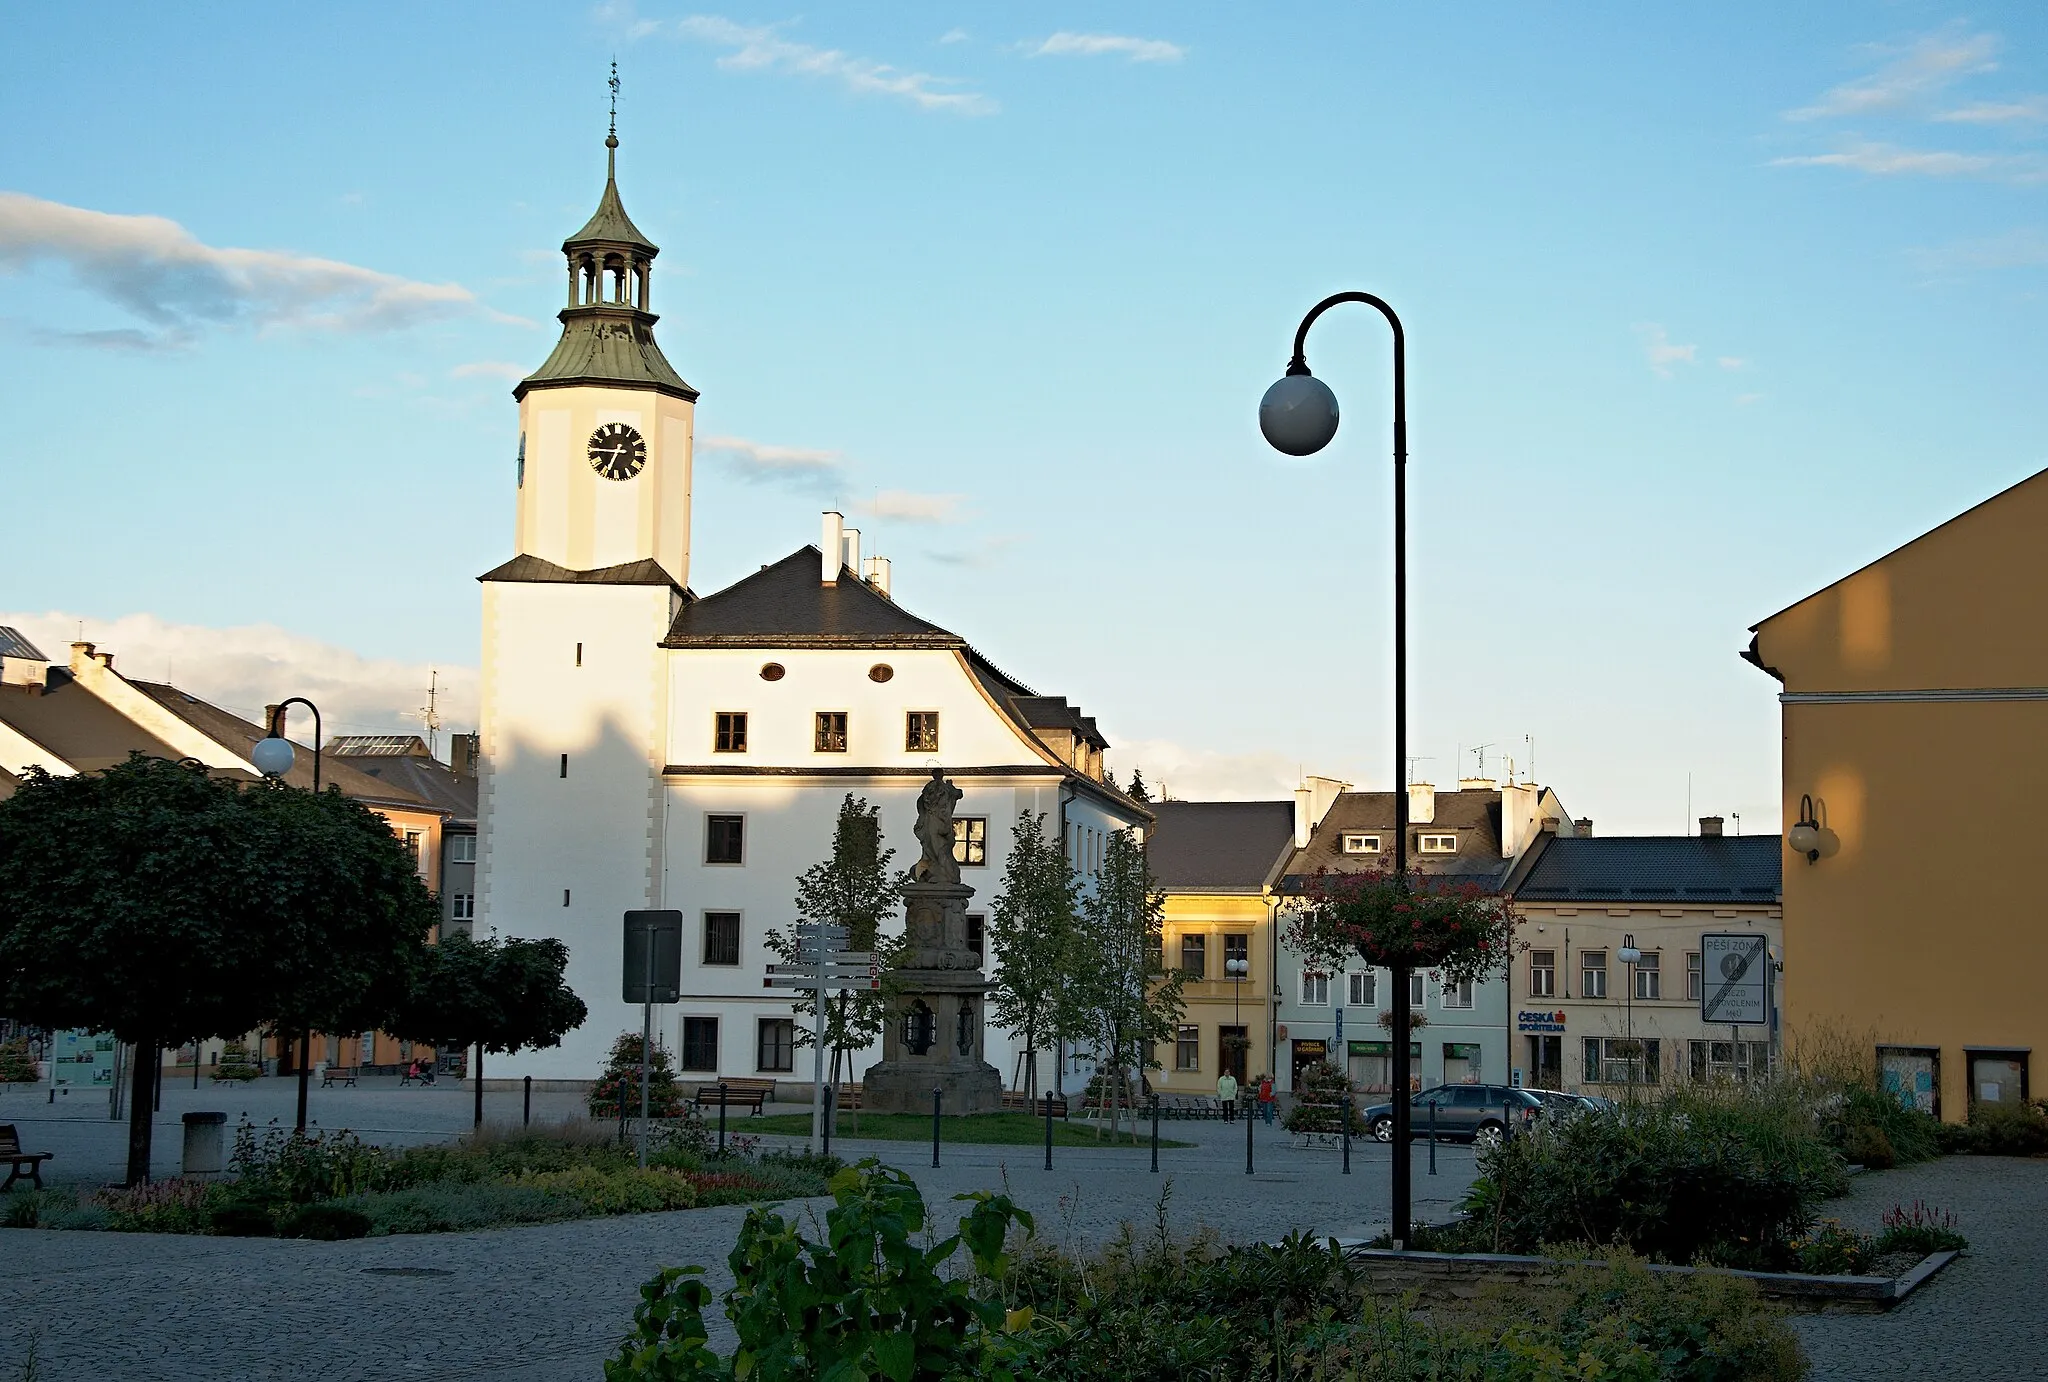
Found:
511,124 -> 697,587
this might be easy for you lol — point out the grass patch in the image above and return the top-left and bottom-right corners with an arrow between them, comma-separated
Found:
745,1111 -> 1192,1147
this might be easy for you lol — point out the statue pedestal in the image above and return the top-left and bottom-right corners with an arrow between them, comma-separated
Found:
863,880 -> 1003,1115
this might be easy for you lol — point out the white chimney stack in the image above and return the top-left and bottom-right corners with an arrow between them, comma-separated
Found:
821,511 -> 844,584
1293,787 -> 1313,848
1407,781 -> 1436,824
841,527 -> 861,578
863,556 -> 892,599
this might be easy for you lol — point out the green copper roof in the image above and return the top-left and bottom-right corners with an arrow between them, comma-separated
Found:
566,138 -> 657,252
516,308 -> 697,401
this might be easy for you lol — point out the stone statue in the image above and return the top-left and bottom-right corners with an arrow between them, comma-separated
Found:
913,768 -> 963,885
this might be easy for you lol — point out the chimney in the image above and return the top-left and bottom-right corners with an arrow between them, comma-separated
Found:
451,732 -> 479,779
1407,781 -> 1436,824
1457,777 -> 1496,793
1293,787 -> 1313,848
1575,817 -> 1594,837
863,555 -> 892,599
821,511 -> 844,584
68,641 -> 96,674
1539,816 -> 1561,834
263,704 -> 282,737
841,527 -> 861,578
1699,815 -> 1724,838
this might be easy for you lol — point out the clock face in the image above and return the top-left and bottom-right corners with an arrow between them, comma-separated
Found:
587,422 -> 647,481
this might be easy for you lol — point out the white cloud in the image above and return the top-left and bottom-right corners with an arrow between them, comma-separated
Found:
1030,31 -> 1186,63
0,611 -> 478,744
451,360 -> 528,380
1734,392 -> 1767,407
1769,142 -> 2004,178
938,28 -> 969,45
1935,97 -> 2048,124
0,192 -> 515,350
856,489 -> 969,524
1105,739 -> 1305,802
1637,324 -> 1697,377
1788,27 -> 2000,121
670,16 -> 996,115
699,433 -> 845,487
1717,356 -> 1747,371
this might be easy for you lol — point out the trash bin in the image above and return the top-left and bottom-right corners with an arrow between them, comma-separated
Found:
182,1111 -> 228,1175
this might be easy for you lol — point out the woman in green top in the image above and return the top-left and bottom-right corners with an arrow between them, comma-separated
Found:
1216,1072 -> 1238,1122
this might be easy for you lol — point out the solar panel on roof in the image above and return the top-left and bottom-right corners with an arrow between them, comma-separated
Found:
0,627 -> 48,661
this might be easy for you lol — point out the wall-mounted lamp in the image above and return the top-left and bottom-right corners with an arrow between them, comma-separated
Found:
1786,793 -> 1839,863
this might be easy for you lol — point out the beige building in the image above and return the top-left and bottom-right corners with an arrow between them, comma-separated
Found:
1504,822 -> 1781,1092
1747,467 -> 2048,1118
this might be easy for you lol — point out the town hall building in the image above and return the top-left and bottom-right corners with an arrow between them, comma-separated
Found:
475,127 -> 1146,1088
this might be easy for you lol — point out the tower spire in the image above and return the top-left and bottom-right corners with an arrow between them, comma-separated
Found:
607,59 -> 620,179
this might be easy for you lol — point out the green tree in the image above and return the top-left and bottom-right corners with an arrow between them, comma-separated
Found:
0,756 -> 438,1183
1125,767 -> 1151,803
589,1031 -> 685,1119
1069,830 -> 1183,1141
985,811 -> 1080,1102
395,931 -> 587,1126
764,795 -> 903,1087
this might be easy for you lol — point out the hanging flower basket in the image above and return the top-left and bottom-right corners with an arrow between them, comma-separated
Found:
1284,866 -> 1516,986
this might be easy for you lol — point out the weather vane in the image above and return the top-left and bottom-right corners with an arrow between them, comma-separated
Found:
609,59 -> 620,138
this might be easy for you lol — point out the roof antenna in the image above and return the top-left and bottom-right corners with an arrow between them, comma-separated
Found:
420,670 -> 443,759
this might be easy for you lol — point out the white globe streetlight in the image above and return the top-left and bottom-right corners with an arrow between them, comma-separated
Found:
1258,370 -> 1341,456
251,735 -> 296,778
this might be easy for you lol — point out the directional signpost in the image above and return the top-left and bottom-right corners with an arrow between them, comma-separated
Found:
768,923 -> 880,1150
623,911 -> 683,1168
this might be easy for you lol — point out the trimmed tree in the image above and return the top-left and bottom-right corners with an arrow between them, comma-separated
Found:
395,931 -> 587,1126
1069,829 -> 1183,1142
985,811 -> 1081,1101
764,795 -> 903,1088
589,1031 -> 685,1119
0,756 -> 438,1183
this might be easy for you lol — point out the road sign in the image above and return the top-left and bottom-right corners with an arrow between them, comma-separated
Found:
622,911 -> 683,1004
1700,933 -> 1771,1025
766,975 -> 881,990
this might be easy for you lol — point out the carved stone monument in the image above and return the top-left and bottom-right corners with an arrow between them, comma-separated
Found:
861,770 -> 1005,1115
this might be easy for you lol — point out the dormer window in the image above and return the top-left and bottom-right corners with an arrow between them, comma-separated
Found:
1419,833 -> 1458,854
1342,833 -> 1380,854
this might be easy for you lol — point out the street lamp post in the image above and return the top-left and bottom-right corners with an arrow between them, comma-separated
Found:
1259,291 -> 1413,1244
253,697 -> 324,1132
1617,935 -> 1642,1084
1227,955 -> 1249,1084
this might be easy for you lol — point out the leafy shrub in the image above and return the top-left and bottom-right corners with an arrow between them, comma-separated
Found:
278,1202 -> 373,1240
1875,1201 -> 1967,1256
1790,1219 -> 1874,1276
1965,1100 -> 2048,1156
1840,1123 -> 1895,1170
214,1041 -> 261,1080
1829,1086 -> 1938,1167
232,1121 -> 395,1202
350,1182 -> 581,1235
520,1165 -> 697,1215
589,1033 -> 686,1119
96,1179 -> 214,1234
0,1037 -> 39,1083
1281,1060 -> 1367,1135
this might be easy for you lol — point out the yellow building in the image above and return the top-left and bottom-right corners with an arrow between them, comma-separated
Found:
1746,468 -> 2048,1119
1144,800 -> 1296,1097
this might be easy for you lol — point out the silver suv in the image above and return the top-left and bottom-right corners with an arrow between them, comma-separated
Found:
1364,1084 -> 1543,1148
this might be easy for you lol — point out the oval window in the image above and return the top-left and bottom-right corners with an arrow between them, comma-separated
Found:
760,662 -> 786,682
869,663 -> 894,683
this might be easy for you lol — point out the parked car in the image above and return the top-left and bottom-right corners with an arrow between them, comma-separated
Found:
1523,1088 -> 1615,1122
1361,1084 -> 1543,1147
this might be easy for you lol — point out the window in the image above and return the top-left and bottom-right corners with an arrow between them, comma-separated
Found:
1410,972 -> 1425,1007
1634,951 -> 1662,1000
1348,971 -> 1376,1007
1223,933 -> 1250,978
447,834 -> 477,864
1175,1024 -> 1201,1072
1441,977 -> 1476,1010
450,893 -> 475,922
906,711 -> 940,753
714,712 -> 748,753
814,711 -> 848,752
1586,1036 -> 1660,1085
703,912 -> 741,966
1581,950 -> 1608,999
1180,933 -> 1207,979
1342,833 -> 1380,854
706,815 -> 745,865
681,1018 -> 719,1072
402,831 -> 423,864
953,817 -> 987,867
756,1019 -> 794,1073
1686,952 -> 1703,1002
1688,1039 -> 1770,1083
1529,949 -> 1556,998
967,913 -> 985,964
1301,971 -> 1330,1005
1419,833 -> 1458,854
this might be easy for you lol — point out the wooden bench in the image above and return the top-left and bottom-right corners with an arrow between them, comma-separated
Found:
693,1079 -> 774,1115
1001,1091 -> 1068,1119
835,1084 -> 863,1111
1,1124 -> 52,1191
320,1066 -> 360,1088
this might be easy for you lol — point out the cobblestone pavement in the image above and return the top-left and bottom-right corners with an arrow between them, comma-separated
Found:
0,1101 -> 1477,1382
1791,1155 -> 2048,1382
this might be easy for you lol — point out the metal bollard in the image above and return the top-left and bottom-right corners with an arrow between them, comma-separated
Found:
1150,1094 -> 1159,1173
1503,1096 -> 1513,1144
823,1086 -> 833,1158
931,1087 -> 942,1168
523,1074 -> 532,1127
1428,1100 -> 1438,1175
1043,1091 -> 1054,1171
1245,1095 -> 1255,1175
718,1082 -> 729,1156
1342,1095 -> 1351,1174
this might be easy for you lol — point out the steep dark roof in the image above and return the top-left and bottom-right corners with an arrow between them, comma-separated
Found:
131,682 -> 433,809
566,148 -> 657,251
1508,836 -> 1781,904
331,750 -> 477,823
1277,789 -> 1510,894
1146,800 -> 1294,892
662,547 -> 961,647
479,554 -> 686,591
516,308 -> 697,402
0,672 -> 187,774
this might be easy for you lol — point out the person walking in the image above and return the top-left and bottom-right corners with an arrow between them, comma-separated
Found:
1217,1071 -> 1238,1122
1257,1073 -> 1276,1126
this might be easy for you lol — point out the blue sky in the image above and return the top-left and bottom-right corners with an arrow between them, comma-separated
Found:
5,4 -> 2047,831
